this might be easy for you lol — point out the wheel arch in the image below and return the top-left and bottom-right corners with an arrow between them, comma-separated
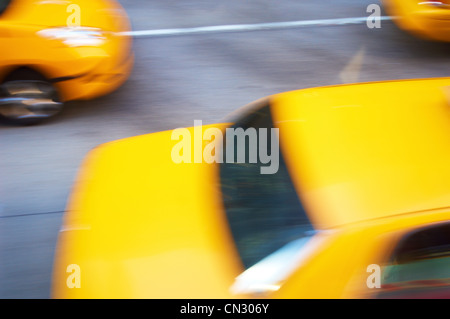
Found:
0,65 -> 51,83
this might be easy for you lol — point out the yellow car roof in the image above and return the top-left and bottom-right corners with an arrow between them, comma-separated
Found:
271,77 -> 450,229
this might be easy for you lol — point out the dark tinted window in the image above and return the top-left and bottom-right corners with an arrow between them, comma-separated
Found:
0,0 -> 11,15
377,222 -> 450,299
219,103 -> 315,269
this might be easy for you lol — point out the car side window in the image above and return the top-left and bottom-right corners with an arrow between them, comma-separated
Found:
0,0 -> 11,15
375,222 -> 450,298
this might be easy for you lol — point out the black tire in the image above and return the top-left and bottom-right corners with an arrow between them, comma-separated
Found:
0,68 -> 64,125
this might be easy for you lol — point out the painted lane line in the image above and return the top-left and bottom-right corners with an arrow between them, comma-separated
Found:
120,16 -> 393,38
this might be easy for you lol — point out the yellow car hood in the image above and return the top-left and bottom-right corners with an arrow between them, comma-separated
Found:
2,0 -> 131,32
52,125 -> 245,298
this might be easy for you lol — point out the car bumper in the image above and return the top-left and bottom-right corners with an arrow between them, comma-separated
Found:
56,49 -> 134,102
385,0 -> 450,42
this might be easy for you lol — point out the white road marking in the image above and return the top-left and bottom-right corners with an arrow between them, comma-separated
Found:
120,16 -> 393,38
339,46 -> 366,84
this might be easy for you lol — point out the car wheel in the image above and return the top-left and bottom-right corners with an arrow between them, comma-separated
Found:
0,70 -> 64,125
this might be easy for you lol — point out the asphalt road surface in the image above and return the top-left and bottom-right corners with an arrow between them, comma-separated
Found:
2,0 -> 450,298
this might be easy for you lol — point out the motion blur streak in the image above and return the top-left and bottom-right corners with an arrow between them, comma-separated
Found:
120,16 -> 393,38
0,0 -> 133,124
2,0 -> 450,299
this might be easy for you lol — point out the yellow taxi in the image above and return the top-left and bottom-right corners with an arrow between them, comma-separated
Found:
0,0 -> 133,124
383,0 -> 450,41
52,77 -> 450,298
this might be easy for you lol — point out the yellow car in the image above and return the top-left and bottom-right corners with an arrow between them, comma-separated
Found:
0,0 -> 133,124
52,78 -> 450,299
383,0 -> 450,41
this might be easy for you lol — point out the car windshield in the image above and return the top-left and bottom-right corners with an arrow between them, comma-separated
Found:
0,0 -> 11,15
219,102 -> 316,274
